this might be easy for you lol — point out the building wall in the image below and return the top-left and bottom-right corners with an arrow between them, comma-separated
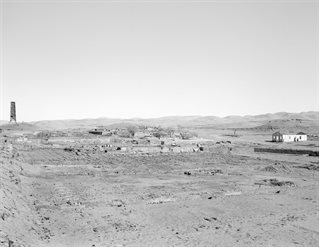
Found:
282,135 -> 294,142
282,135 -> 307,142
272,133 -> 307,142
298,135 -> 307,141
272,134 -> 283,142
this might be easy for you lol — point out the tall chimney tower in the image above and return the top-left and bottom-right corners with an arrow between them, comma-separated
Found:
10,102 -> 16,123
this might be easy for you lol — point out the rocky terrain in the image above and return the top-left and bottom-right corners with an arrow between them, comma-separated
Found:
0,112 -> 318,246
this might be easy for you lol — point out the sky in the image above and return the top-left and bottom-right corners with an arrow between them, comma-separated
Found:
0,0 -> 318,122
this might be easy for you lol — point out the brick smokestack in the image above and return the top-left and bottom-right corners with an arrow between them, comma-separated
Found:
10,101 -> 16,122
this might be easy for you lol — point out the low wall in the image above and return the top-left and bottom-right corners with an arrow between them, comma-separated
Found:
254,147 -> 319,156
130,145 -> 202,153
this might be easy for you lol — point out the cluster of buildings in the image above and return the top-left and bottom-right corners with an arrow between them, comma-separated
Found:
88,126 -> 182,139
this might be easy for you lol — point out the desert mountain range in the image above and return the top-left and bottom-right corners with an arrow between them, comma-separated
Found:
1,111 -> 318,133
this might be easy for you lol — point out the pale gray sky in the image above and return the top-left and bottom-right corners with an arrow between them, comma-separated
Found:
0,0 -> 318,121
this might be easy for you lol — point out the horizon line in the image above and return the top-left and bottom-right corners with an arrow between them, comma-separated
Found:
1,110 -> 318,123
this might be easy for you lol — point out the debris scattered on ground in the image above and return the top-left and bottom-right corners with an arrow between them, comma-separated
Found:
255,178 -> 295,187
184,169 -> 223,176
109,199 -> 125,207
1,123 -> 318,246
261,165 -> 278,173
216,141 -> 231,144
147,197 -> 175,204
294,164 -> 319,171
204,217 -> 218,222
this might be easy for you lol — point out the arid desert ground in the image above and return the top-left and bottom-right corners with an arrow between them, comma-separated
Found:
1,114 -> 318,247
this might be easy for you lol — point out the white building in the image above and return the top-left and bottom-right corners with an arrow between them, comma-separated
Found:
272,132 -> 307,142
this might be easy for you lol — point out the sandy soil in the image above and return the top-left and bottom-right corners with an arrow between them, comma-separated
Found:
1,134 -> 318,247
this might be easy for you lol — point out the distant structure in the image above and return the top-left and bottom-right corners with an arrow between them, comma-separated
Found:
89,128 -> 111,136
272,132 -> 307,142
10,102 -> 17,123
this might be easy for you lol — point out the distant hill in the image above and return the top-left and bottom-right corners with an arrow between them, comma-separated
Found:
31,118 -> 121,130
231,118 -> 319,133
0,122 -> 40,132
27,111 -> 319,133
